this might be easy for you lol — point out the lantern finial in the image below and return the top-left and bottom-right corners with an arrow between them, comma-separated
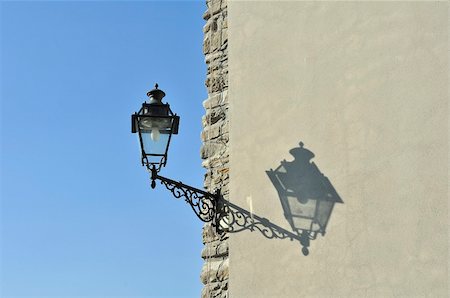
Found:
147,84 -> 166,102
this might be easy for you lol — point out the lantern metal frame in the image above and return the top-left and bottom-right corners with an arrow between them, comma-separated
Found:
131,103 -> 179,171
132,84 -> 222,230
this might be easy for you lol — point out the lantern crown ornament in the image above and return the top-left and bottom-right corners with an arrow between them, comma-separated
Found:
146,83 -> 166,103
266,142 -> 343,255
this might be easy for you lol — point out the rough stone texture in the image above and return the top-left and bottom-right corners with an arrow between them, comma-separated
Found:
200,0 -> 229,297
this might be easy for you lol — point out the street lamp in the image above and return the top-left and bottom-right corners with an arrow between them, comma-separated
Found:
266,142 -> 343,255
131,83 -> 179,171
131,84 -> 221,226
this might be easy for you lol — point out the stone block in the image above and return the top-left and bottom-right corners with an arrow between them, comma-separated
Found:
204,106 -> 227,126
203,90 -> 228,109
222,18 -> 228,29
202,155 -> 229,169
203,21 -> 211,34
221,28 -> 228,44
202,223 -> 222,243
203,36 -> 211,55
202,9 -> 211,21
210,31 -> 221,52
205,75 -> 226,94
201,120 -> 225,142
208,0 -> 223,16
200,142 -> 226,159
205,51 -> 224,66
201,281 -> 228,298
200,258 -> 229,284
201,239 -> 229,259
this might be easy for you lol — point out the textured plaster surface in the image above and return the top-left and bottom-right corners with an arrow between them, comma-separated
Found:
228,1 -> 448,297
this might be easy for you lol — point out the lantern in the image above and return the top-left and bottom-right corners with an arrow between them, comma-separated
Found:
131,84 -> 179,170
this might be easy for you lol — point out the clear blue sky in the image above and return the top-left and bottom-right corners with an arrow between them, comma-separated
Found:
1,1 -> 207,297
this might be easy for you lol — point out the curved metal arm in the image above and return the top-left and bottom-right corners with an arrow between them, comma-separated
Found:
150,166 -> 220,223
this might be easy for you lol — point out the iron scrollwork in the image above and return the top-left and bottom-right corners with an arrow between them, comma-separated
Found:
149,167 -> 318,254
150,166 -> 220,224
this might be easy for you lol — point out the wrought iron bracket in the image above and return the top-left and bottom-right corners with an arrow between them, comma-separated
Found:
150,166 -> 222,229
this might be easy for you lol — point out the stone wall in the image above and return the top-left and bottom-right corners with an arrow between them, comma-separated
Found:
200,0 -> 229,297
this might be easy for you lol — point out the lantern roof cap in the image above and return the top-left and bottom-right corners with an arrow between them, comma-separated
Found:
146,83 -> 166,104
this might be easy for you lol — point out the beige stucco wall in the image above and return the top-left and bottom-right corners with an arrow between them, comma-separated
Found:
228,1 -> 448,297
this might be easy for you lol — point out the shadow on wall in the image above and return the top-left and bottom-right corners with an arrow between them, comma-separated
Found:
216,142 -> 343,256
220,200 -> 307,248
266,142 -> 343,255
216,143 -> 343,256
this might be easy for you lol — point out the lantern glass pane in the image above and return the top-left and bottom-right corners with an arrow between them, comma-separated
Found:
141,130 -> 170,156
137,115 -> 174,159
145,154 -> 166,165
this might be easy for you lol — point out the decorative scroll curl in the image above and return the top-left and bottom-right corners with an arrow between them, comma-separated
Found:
159,179 -> 217,223
149,166 -> 318,255
150,166 -> 219,224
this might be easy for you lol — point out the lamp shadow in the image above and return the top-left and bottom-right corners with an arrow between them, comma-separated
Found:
266,142 -> 344,255
215,142 -> 343,256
